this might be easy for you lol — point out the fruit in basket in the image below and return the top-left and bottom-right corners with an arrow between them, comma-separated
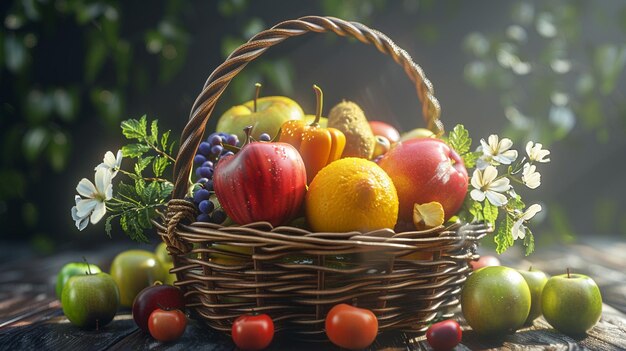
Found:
133,284 -> 185,332
328,100 -> 376,159
56,262 -> 102,300
216,83 -> 304,141
378,138 -> 468,222
279,85 -> 346,183
517,266 -> 548,324
306,158 -> 398,232
209,244 -> 252,265
62,270 -> 119,329
369,120 -> 400,144
541,270 -> 602,335
371,135 -> 391,159
110,250 -> 167,307
412,201 -> 445,230
214,126 -> 307,227
399,127 -> 436,141
426,319 -> 462,351
470,255 -> 501,270
325,304 -> 378,350
461,266 -> 531,335
148,307 -> 187,342
232,314 -> 275,351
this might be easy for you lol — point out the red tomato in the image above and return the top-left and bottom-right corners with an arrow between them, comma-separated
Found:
325,304 -> 378,350
148,308 -> 187,342
426,320 -> 462,350
231,314 -> 274,351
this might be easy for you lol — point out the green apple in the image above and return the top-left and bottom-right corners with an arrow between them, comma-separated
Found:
155,243 -> 176,285
110,250 -> 167,307
517,267 -> 548,324
216,83 -> 304,141
461,266 -> 531,335
542,271 -> 602,335
62,271 -> 119,329
399,128 -> 435,141
56,262 -> 102,300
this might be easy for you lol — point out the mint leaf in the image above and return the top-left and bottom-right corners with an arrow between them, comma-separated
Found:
149,120 -> 159,144
122,143 -> 151,158
494,214 -> 514,254
462,151 -> 480,169
121,115 -> 147,140
142,181 -> 161,204
449,124 -> 472,155
153,156 -> 169,177
160,130 -> 170,150
483,200 -> 499,225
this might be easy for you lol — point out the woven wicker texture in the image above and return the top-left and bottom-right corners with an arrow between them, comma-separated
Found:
161,15 -> 491,338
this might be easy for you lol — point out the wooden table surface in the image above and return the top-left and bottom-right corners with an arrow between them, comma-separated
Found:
1,237 -> 625,350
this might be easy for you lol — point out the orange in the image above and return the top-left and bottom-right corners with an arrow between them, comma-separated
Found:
306,158 -> 398,232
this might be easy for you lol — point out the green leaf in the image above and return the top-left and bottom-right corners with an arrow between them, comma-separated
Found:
466,198 -> 484,222
462,151 -> 480,169
494,214 -> 514,254
122,143 -> 150,158
150,120 -> 159,144
142,181 -> 160,204
507,194 -> 525,211
134,178 -> 146,196
483,200 -> 499,225
105,216 -> 113,238
121,115 -> 147,140
160,182 -> 173,199
153,156 -> 169,177
524,229 -> 535,256
448,124 -> 472,155
134,156 -> 154,175
160,130 -> 170,150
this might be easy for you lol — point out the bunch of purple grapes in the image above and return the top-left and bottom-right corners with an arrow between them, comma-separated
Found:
192,132 -> 239,223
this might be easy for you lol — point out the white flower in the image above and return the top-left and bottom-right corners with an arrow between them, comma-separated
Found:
470,166 -> 511,206
525,141 -> 550,163
71,168 -> 113,230
476,134 -> 518,169
71,195 -> 89,231
522,163 -> 541,189
95,150 -> 123,178
512,204 -> 542,240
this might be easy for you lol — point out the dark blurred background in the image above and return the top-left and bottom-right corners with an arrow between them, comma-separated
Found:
1,0 -> 625,254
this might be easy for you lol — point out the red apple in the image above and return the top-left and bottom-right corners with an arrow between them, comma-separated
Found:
369,121 -> 400,144
214,131 -> 307,227
378,138 -> 468,222
470,255 -> 501,270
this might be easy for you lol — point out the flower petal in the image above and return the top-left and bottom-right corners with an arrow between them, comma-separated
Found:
104,183 -> 113,201
480,138 -> 492,156
482,166 -> 498,184
470,189 -> 486,202
485,190 -> 508,206
489,177 -> 511,192
487,135 -> 499,150
71,206 -> 82,221
76,178 -> 96,198
525,141 -> 534,157
523,204 -> 542,220
511,219 -> 526,240
499,138 -> 514,151
95,168 -> 112,194
76,217 -> 89,231
90,202 -> 106,224
492,149 -> 518,164
76,199 -> 97,218
471,169 -> 483,189
115,150 -> 123,167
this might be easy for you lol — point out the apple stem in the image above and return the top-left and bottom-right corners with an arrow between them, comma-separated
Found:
567,267 -> 571,278
82,256 -> 92,275
310,85 -> 323,127
253,83 -> 262,113
242,126 -> 254,147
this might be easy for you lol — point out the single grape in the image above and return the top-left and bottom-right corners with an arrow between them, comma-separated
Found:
222,151 -> 234,158
193,188 -> 210,203
225,134 -> 239,146
204,179 -> 214,192
198,142 -> 212,156
194,154 -> 207,165
197,177 -> 209,185
208,134 -> 222,146
211,209 -> 226,224
210,145 -> 223,155
198,200 -> 215,214
196,213 -> 211,223
202,160 -> 214,169
259,133 -> 271,142
196,167 -> 213,179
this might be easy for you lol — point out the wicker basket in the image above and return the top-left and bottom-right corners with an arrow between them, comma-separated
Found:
157,15 -> 491,338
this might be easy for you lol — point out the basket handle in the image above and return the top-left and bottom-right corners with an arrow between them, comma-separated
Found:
171,15 -> 443,200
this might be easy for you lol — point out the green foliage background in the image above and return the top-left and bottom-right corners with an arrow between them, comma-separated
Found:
1,0 -> 625,252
